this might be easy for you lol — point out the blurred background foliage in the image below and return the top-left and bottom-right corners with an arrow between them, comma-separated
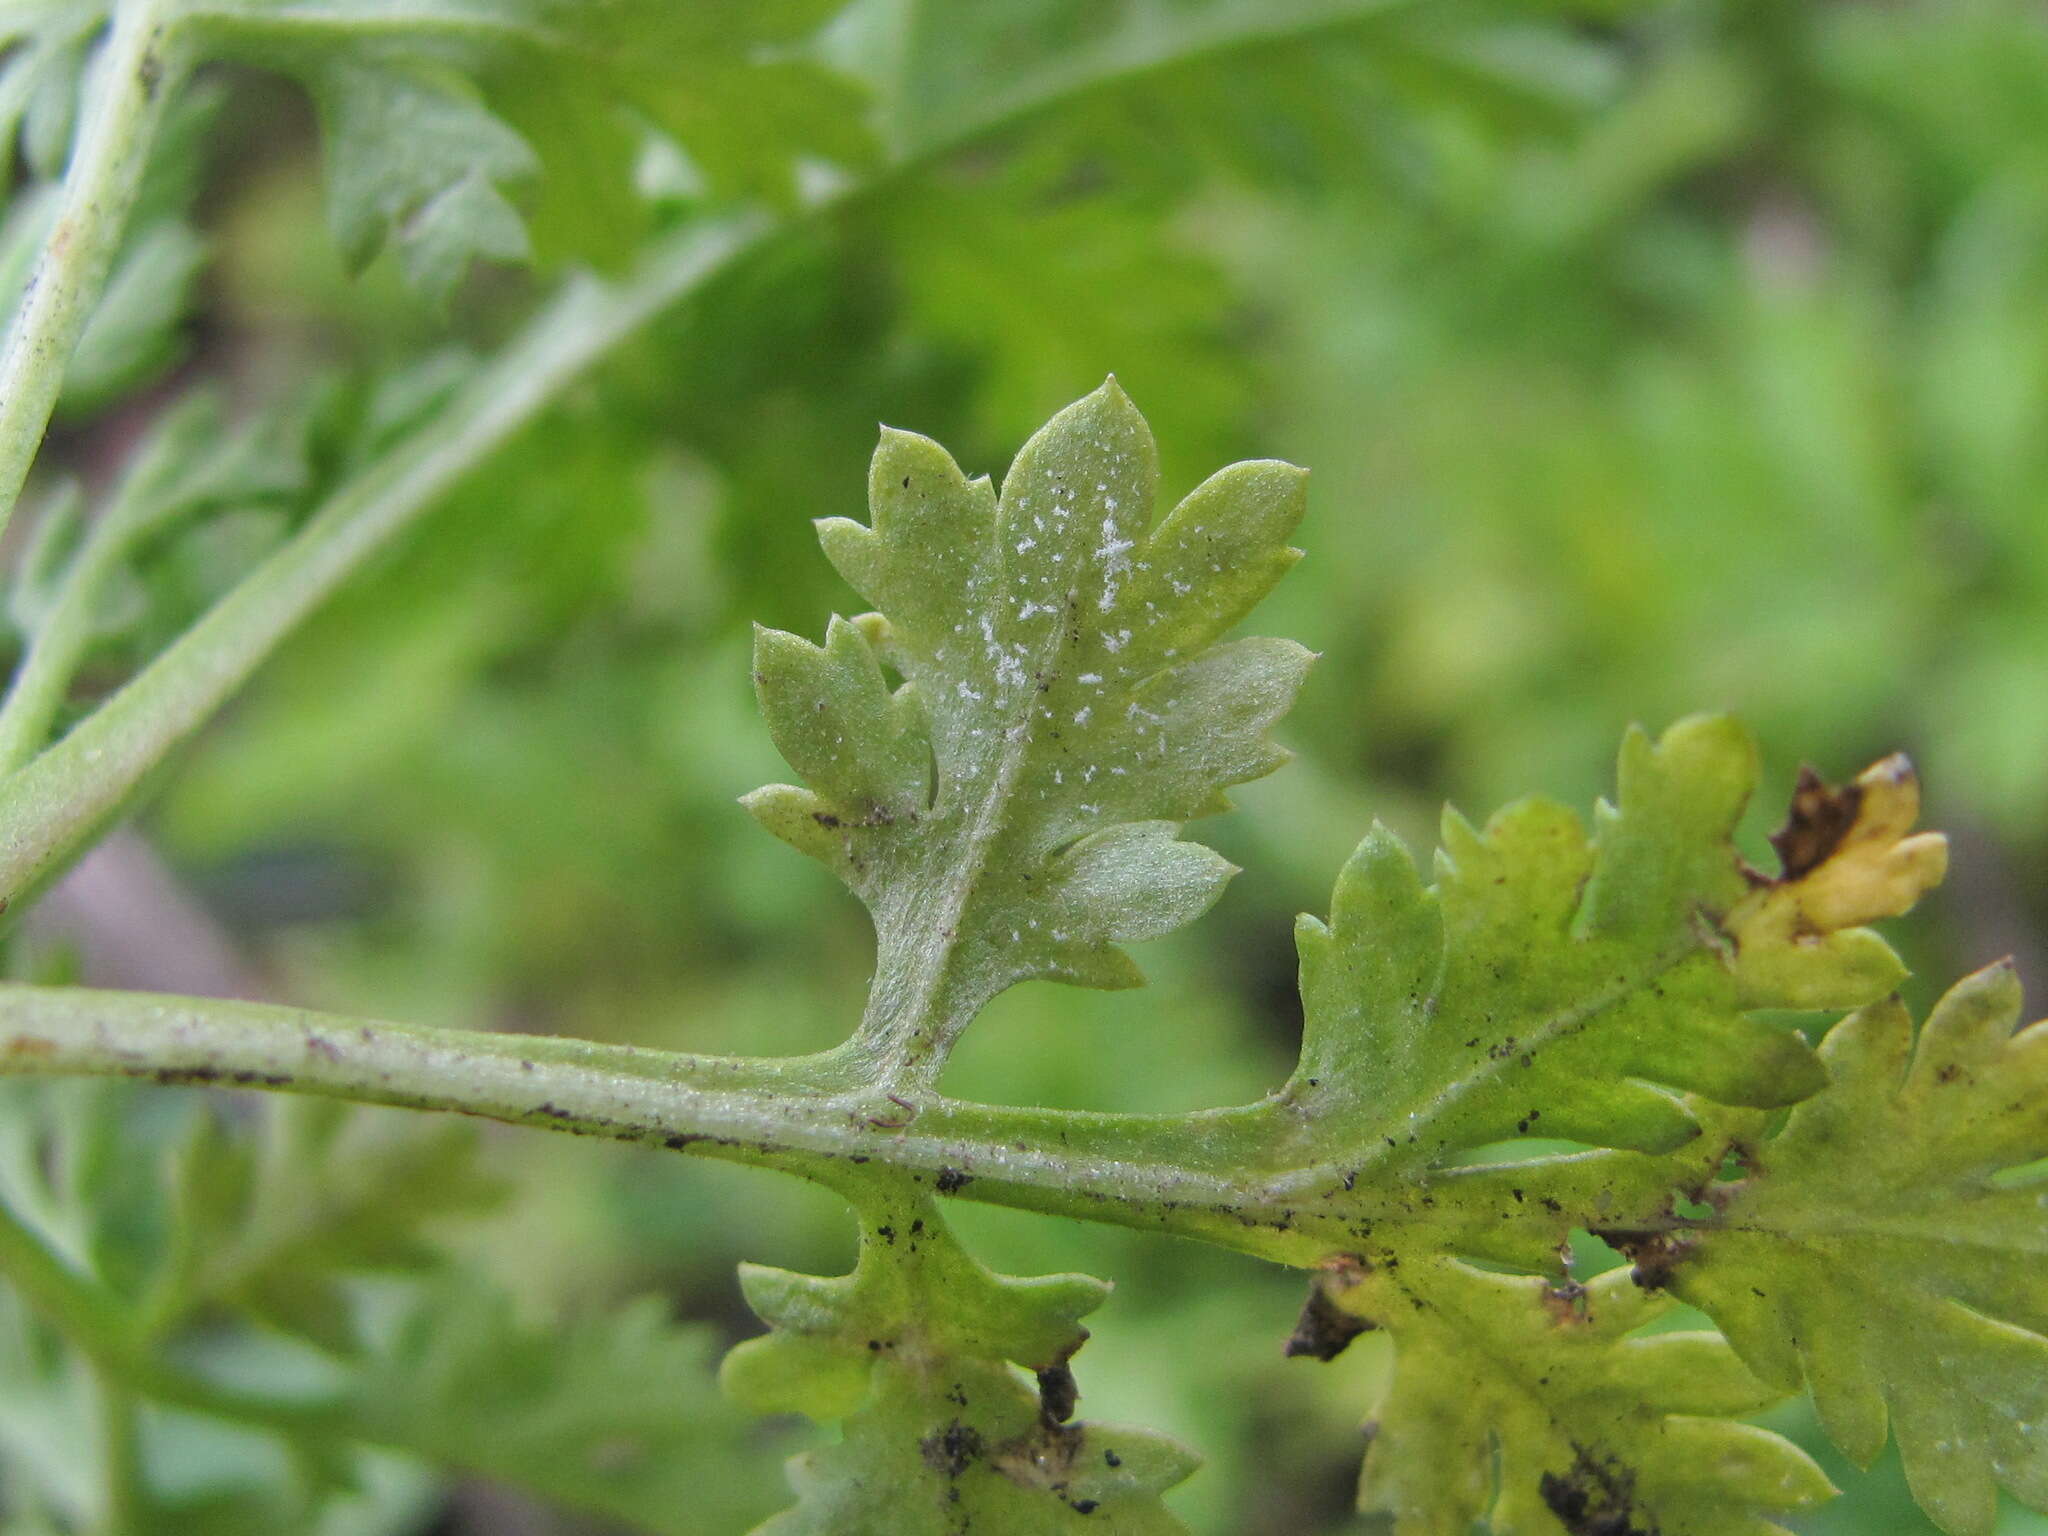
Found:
8,0 -> 2048,1531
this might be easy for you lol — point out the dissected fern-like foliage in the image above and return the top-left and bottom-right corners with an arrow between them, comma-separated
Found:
730,383 -> 2037,1536
0,1083 -> 779,1533
0,384 -> 2034,1536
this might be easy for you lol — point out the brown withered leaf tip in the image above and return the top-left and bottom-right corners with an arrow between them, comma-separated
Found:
1285,1279 -> 1374,1362
1769,763 -> 1867,880
1729,751 -> 1946,962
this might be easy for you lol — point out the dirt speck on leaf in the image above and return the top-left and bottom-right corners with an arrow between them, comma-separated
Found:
1285,1275 -> 1375,1361
1540,1450 -> 1657,1536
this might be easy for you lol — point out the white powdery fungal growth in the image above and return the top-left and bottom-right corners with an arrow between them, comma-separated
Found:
749,379 -> 1312,1010
1096,508 -> 1136,612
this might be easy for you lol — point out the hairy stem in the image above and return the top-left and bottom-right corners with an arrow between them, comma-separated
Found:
0,985 -> 1322,1263
0,0 -> 182,535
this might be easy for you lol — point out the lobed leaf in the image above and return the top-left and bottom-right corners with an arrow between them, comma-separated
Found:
202,0 -> 871,296
153,1096 -> 501,1347
725,1190 -> 1196,1534
0,1079 -> 785,1531
350,1279 -> 784,1534
747,380 -> 1312,1068
1725,753 -> 1950,1008
1340,1260 -> 1833,1536
1280,720 -> 1947,1175
0,2 -> 101,182
8,1 -> 869,304
1656,964 -> 2048,1536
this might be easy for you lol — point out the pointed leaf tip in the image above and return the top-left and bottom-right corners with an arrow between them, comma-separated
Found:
749,385 -> 1309,1064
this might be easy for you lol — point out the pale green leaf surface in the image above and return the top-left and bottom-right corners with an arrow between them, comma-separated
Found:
0,1286 -> 97,1529
874,0 -> 1416,158
747,381 -> 1310,1067
0,188 -> 206,415
204,0 -> 872,289
725,1192 -> 1196,1534
1664,965 -> 2048,1536
153,1096 -> 501,1347
1343,1261 -> 1833,1536
0,1083 -> 493,1336
0,1 -> 99,179
59,216 -> 205,408
2,79 -> 217,416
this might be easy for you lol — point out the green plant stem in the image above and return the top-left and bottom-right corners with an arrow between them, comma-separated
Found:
0,984 -> 1333,1263
0,213 -> 765,911
0,0 -> 182,536
0,0 -> 1413,919
0,481 -> 151,773
92,1363 -> 146,1536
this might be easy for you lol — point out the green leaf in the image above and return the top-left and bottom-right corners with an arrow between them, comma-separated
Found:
349,1280 -> 786,1535
59,215 -> 206,409
9,1 -> 870,303
0,1084 -> 496,1525
152,1096 -> 501,1347
0,1079 -> 785,1531
746,380 -> 1311,1072
871,0 -> 1424,159
1282,720 -> 1945,1178
1658,964 -> 2048,1536
0,2 -> 101,179
192,0 -> 871,295
0,387 -> 315,769
0,1082 -> 495,1335
876,178 -> 1247,457
1,81 -> 218,416
1339,1259 -> 1833,1536
303,55 -> 536,303
724,1192 -> 1197,1533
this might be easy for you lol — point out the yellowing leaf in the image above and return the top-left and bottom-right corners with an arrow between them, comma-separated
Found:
1344,1260 -> 1833,1536
1657,964 -> 2048,1536
1728,754 -> 1949,1008
1279,721 -> 1911,1187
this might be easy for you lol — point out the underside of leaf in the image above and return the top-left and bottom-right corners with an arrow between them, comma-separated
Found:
723,1191 -> 1197,1534
747,380 -> 1312,1078
1655,964 -> 2048,1536
1343,1261 -> 1833,1536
